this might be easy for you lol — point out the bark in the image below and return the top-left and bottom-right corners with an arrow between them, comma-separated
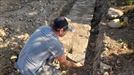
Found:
85,0 -> 111,75
91,0 -> 111,27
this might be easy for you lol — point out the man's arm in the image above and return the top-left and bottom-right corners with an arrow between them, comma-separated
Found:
56,54 -> 83,68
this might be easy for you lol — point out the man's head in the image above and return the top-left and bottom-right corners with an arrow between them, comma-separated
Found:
52,16 -> 70,37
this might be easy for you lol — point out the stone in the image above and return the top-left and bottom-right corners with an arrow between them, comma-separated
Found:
59,0 -> 93,65
107,19 -> 122,28
100,62 -> 111,73
108,8 -> 124,18
107,17 -> 128,28
10,55 -> 17,60
59,22 -> 91,64
103,72 -> 109,75
0,38 -> 3,42
17,33 -> 29,41
0,29 -> 6,37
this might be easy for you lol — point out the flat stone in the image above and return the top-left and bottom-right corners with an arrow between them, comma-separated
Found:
59,0 -> 94,64
67,0 -> 95,24
59,22 -> 91,64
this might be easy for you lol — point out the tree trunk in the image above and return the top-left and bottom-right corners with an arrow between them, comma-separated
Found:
85,0 -> 111,75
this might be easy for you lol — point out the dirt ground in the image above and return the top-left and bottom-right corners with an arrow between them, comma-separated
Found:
100,5 -> 134,75
0,0 -> 134,75
100,19 -> 134,75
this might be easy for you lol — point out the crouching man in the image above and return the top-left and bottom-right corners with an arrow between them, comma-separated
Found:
16,16 -> 83,75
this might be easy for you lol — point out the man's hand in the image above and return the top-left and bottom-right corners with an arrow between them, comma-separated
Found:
56,54 -> 83,68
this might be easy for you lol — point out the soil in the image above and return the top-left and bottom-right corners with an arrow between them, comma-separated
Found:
0,0 -> 134,75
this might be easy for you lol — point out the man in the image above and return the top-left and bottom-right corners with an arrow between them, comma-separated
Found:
16,16 -> 82,75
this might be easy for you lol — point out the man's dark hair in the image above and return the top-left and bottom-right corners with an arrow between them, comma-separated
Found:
52,16 -> 69,31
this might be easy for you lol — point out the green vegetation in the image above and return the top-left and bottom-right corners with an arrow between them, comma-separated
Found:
127,0 -> 134,5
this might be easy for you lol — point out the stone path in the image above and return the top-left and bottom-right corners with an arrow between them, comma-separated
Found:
60,0 -> 95,64
67,0 -> 95,24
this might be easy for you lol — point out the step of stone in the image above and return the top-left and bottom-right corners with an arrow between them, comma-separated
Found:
67,0 -> 95,24
60,0 -> 95,64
